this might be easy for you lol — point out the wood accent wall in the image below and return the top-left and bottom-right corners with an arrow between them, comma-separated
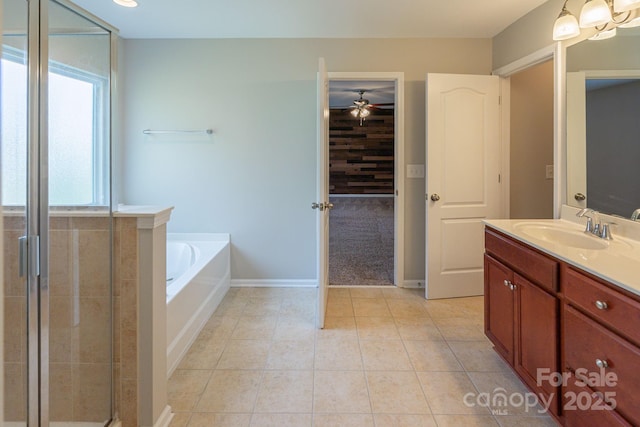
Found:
329,108 -> 395,194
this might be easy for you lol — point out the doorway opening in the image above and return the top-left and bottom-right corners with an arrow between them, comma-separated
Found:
327,76 -> 403,287
508,59 -> 555,219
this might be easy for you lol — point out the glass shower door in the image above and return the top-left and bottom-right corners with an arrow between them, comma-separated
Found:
2,0 -> 114,425
48,1 -> 113,424
2,0 -> 29,424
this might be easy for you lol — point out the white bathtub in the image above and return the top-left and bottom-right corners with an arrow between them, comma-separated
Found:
166,233 -> 230,376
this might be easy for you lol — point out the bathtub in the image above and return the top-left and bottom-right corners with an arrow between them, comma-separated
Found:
166,233 -> 230,376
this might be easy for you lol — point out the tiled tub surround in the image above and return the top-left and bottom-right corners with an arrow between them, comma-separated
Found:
3,212 -> 112,424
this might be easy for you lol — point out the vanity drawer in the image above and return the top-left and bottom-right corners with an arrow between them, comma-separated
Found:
485,229 -> 558,292
563,305 -> 640,426
562,376 -> 630,427
563,267 -> 640,345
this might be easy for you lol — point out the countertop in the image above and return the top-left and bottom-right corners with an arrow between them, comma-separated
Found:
484,218 -> 640,297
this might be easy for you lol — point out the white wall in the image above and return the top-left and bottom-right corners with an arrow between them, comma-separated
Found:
119,38 -> 492,283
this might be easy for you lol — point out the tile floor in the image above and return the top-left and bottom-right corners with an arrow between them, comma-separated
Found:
167,287 -> 558,427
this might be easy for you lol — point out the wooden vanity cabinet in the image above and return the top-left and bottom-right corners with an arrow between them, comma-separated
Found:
561,266 -> 640,427
484,228 -> 560,417
484,226 -> 640,426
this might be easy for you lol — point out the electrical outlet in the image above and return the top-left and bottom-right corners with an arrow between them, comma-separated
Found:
407,164 -> 425,178
546,165 -> 554,180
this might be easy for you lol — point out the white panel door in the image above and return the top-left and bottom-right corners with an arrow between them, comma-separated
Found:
315,57 -> 330,328
566,71 -> 587,209
425,73 -> 501,299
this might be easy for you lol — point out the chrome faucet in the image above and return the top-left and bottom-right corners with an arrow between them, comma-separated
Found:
576,208 -> 598,234
632,208 -> 640,221
576,208 -> 613,240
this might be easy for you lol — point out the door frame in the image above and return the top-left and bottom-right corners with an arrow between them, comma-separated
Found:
327,71 -> 405,287
492,44 -> 559,218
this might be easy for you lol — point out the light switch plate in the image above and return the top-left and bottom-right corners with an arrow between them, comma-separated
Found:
407,164 -> 425,179
546,164 -> 554,180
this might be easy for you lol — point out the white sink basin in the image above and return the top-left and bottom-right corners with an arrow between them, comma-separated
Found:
514,223 -> 609,250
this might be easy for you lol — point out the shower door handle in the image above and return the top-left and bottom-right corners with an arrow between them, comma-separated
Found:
19,236 -> 27,277
18,235 -> 40,277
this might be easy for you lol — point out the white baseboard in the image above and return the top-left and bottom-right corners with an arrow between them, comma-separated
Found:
231,279 -> 317,288
402,280 -> 425,289
153,406 -> 173,427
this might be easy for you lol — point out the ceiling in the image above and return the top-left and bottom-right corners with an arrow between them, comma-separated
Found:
329,81 -> 395,109
71,0 -> 549,39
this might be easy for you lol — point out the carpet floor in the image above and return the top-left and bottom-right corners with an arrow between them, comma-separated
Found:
328,196 -> 394,286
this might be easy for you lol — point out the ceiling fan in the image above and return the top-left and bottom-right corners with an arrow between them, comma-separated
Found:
346,89 -> 394,125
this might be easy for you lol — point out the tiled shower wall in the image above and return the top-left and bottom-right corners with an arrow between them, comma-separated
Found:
2,214 -> 124,423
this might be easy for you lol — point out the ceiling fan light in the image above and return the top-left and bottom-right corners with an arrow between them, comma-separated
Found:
614,0 -> 640,12
553,7 -> 581,40
588,27 -> 617,39
580,0 -> 613,27
360,108 -> 370,118
350,109 -> 359,117
113,0 -> 138,7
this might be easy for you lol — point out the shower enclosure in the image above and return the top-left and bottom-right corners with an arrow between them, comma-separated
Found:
2,0 -> 116,425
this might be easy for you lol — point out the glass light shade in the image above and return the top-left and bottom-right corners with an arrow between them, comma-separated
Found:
360,108 -> 370,117
589,27 -> 617,39
553,10 -> 581,40
113,0 -> 138,7
614,0 -> 640,12
351,108 -> 359,117
580,0 -> 613,27
619,15 -> 640,26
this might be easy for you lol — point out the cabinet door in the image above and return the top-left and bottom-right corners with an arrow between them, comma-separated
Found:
484,255 -> 515,364
515,273 -> 559,416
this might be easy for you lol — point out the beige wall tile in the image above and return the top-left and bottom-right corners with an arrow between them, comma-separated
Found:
3,362 -> 26,421
72,297 -> 111,363
3,296 -> 26,363
49,229 -> 72,296
78,230 -> 111,297
72,363 -> 111,422
121,378 -> 138,427
50,363 -> 73,421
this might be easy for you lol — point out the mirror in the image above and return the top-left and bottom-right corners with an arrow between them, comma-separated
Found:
566,28 -> 640,219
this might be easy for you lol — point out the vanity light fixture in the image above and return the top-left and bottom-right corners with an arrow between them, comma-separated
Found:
113,0 -> 138,7
580,0 -> 612,27
615,0 -> 640,12
553,1 -> 581,40
588,27 -> 617,39
553,0 -> 640,40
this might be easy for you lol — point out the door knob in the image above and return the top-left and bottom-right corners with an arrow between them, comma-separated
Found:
311,202 -> 323,210
325,202 -> 334,210
430,194 -> 440,202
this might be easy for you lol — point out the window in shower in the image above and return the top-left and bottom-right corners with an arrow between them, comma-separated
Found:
1,48 -> 109,207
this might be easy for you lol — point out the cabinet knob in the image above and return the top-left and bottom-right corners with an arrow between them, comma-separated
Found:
503,280 -> 510,287
595,300 -> 608,310
595,358 -> 609,369
510,283 -> 516,291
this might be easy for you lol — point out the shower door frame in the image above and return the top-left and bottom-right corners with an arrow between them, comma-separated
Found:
19,0 -> 119,424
